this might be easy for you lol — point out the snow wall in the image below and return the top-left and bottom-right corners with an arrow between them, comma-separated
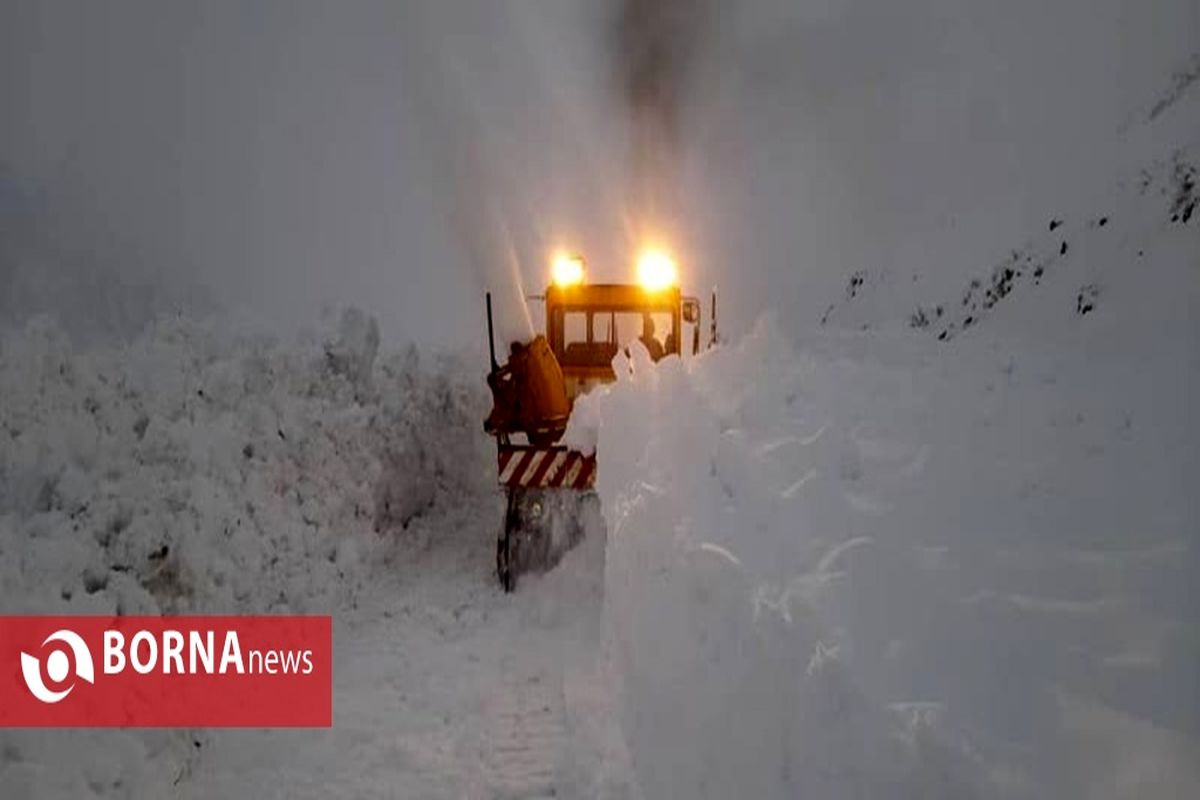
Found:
0,308 -> 493,796
568,300 -> 1199,798
569,327 -> 991,799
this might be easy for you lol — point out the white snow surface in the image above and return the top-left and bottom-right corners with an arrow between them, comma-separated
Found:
574,330 -> 1198,798
1,307 -> 490,619
0,308 -> 503,797
566,155 -> 1200,796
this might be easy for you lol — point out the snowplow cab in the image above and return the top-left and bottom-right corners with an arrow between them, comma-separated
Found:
546,282 -> 696,400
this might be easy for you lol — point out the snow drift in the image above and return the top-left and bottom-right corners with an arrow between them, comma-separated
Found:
569,138 -> 1199,795
570,327 -> 996,798
0,308 -> 493,796
0,309 -> 490,618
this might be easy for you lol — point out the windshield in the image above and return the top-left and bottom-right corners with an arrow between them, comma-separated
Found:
553,308 -> 675,367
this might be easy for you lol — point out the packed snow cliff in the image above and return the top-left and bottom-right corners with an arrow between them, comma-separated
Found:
567,143 -> 1199,798
0,308 -> 494,796
0,309 -> 490,617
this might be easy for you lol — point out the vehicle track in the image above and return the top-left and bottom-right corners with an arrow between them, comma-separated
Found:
480,670 -> 569,799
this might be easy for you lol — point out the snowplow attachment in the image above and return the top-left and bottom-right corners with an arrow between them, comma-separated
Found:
498,445 -> 596,491
495,445 -> 597,591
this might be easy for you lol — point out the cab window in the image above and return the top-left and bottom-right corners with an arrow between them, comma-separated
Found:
553,309 -> 674,367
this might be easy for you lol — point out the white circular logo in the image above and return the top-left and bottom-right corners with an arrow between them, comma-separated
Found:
20,629 -> 96,704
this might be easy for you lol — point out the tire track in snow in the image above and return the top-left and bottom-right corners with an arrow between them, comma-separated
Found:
480,670 -> 568,799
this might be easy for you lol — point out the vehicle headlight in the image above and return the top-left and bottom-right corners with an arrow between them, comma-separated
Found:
637,248 -> 677,291
552,253 -> 586,287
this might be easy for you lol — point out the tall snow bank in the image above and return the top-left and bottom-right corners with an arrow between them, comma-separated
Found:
570,305 -> 1199,797
0,309 -> 493,797
567,325 -> 990,799
0,309 -> 491,617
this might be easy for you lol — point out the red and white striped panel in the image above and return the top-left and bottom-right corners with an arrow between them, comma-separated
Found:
497,447 -> 596,490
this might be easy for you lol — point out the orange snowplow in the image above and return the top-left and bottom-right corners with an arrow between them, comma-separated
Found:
484,251 -> 715,590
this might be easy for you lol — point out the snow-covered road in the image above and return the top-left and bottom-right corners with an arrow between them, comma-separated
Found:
184,502 -> 625,800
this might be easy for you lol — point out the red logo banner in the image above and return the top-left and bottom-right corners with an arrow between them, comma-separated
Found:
0,616 -> 331,727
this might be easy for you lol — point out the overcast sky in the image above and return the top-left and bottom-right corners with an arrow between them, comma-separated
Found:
2,1 -> 1196,348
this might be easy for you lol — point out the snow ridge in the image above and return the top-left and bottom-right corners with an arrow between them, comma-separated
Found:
0,308 -> 493,797
575,290 -> 1198,798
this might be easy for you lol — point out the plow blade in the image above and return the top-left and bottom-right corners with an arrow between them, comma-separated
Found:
498,445 -> 595,491
496,445 -> 597,591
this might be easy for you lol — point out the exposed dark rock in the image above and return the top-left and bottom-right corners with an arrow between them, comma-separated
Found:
1076,284 -> 1100,316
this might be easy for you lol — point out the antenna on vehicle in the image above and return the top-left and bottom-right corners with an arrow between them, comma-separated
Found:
709,287 -> 719,348
485,292 -> 498,373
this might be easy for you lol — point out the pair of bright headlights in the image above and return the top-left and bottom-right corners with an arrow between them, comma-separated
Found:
551,250 -> 678,291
